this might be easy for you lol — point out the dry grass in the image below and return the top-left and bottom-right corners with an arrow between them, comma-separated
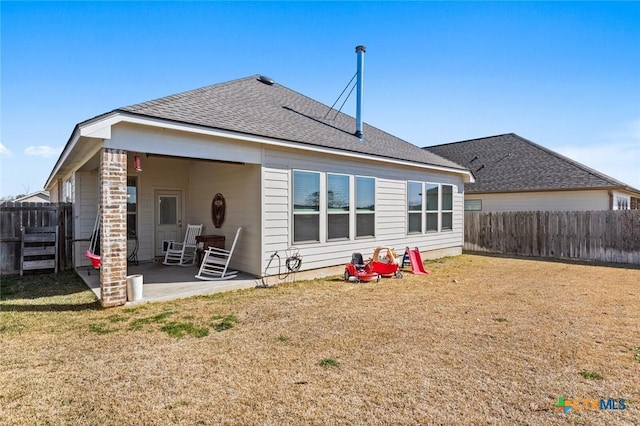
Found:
1,255 -> 639,425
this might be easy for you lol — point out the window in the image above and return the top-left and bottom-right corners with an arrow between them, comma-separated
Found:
63,177 -> 74,202
465,199 -> 482,211
293,171 -> 320,243
127,177 -> 137,239
355,176 -> 375,238
441,185 -> 453,231
327,174 -> 350,240
613,193 -> 630,210
425,183 -> 439,232
158,195 -> 177,225
408,181 -> 422,233
291,171 -> 376,243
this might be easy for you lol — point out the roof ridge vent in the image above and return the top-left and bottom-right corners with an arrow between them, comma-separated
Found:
258,75 -> 274,85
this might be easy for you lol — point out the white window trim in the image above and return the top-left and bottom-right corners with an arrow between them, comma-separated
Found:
441,184 -> 454,232
292,169 -> 322,244
612,192 -> 630,210
425,182 -> 439,233
422,182 -> 456,233
290,171 -> 378,244
355,175 -> 376,239
407,180 -> 424,234
63,176 -> 74,203
327,172 -> 351,241
127,176 -> 138,240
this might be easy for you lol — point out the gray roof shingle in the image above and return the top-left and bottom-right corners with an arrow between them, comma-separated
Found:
425,133 -> 638,193
113,75 -> 464,170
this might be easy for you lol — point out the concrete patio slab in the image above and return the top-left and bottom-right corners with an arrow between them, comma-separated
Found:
79,261 -> 261,305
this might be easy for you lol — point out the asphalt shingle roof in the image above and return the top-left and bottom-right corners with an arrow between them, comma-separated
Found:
114,75 -> 464,170
425,133 -> 637,193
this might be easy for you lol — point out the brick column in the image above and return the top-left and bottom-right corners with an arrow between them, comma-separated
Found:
99,148 -> 128,307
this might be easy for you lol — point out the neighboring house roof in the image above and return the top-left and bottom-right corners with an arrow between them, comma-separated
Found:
425,133 -> 640,195
13,191 -> 50,203
109,75 -> 465,171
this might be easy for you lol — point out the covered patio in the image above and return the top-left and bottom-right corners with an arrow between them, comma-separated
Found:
79,261 -> 261,305
66,145 -> 262,307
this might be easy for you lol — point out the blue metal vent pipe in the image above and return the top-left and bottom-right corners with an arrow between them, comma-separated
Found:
355,45 -> 366,139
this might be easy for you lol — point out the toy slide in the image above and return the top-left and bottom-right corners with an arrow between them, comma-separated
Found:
406,247 -> 429,275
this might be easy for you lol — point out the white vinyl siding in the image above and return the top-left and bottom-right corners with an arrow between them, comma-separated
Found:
74,171 -> 98,267
109,123 -> 263,273
73,122 -> 467,280
108,123 -> 262,273
375,179 -> 405,240
188,161 -> 261,276
134,154 -> 190,262
262,167 -> 290,275
262,147 -> 465,273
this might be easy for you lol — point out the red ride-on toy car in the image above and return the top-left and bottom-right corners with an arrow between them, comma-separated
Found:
344,253 -> 380,283
370,247 -> 403,279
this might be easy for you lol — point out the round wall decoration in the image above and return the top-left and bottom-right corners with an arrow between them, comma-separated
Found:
211,193 -> 226,228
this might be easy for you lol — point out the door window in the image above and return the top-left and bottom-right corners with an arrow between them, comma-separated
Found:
159,196 -> 178,225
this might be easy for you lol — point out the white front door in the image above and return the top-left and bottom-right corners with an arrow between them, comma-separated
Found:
155,190 -> 183,257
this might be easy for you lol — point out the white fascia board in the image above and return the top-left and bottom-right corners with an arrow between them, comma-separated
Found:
78,113 -> 121,139
46,113 -> 120,189
76,111 -> 475,182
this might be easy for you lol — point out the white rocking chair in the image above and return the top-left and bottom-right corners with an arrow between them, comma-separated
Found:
195,227 -> 242,281
162,224 -> 203,266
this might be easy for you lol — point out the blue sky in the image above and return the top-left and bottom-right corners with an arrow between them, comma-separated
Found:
2,1 -> 639,197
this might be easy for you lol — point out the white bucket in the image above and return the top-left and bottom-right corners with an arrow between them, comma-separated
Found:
126,274 -> 143,301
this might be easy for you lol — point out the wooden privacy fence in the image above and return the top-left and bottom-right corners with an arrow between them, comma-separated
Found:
464,210 -> 640,265
0,202 -> 73,275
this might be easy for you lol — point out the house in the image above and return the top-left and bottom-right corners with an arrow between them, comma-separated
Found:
45,71 -> 474,307
12,190 -> 50,203
425,133 -> 640,212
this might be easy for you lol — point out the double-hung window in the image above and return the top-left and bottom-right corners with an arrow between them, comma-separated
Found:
407,181 -> 423,234
293,170 -> 320,243
327,173 -> 350,240
127,177 -> 138,239
425,183 -> 439,232
441,184 -> 453,230
355,176 -> 375,238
